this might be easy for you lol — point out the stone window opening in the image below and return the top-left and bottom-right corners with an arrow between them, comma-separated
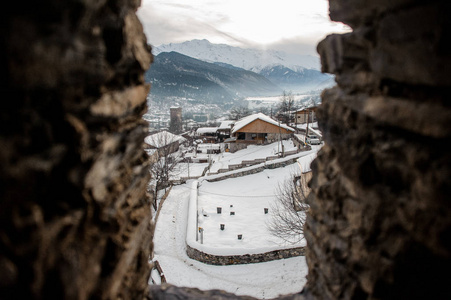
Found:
1,1 -> 450,299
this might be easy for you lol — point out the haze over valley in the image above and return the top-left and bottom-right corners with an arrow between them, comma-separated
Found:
145,39 -> 332,128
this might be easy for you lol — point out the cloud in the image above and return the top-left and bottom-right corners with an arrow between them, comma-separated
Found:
137,0 -> 350,53
264,38 -> 321,56
138,3 -> 248,48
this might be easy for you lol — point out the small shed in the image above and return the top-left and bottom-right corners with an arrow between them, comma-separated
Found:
217,120 -> 235,142
195,127 -> 219,143
145,130 -> 186,157
294,106 -> 317,124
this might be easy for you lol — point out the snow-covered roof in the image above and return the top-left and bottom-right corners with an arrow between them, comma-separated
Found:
145,149 -> 157,156
295,105 -> 317,113
307,127 -> 322,138
145,130 -> 186,148
196,127 -> 218,135
296,122 -> 318,130
218,120 -> 235,130
232,113 -> 295,134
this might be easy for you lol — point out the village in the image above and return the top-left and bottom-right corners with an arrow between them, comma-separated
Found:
144,105 -> 322,189
144,104 -> 324,298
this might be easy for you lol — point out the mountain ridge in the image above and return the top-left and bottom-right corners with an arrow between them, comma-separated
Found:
152,40 -> 334,92
153,39 -> 321,71
145,51 -> 283,104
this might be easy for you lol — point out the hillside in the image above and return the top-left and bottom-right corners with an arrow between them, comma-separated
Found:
257,64 -> 334,92
153,39 -> 334,92
145,52 -> 283,104
153,39 -> 320,70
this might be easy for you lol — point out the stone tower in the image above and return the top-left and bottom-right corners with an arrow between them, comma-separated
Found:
170,106 -> 183,133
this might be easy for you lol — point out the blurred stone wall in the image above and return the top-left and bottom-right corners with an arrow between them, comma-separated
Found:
305,0 -> 451,299
0,0 -> 153,299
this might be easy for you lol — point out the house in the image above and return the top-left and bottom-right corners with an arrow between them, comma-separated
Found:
228,113 -> 295,151
294,106 -> 317,124
144,130 -> 186,160
294,153 -> 316,211
195,127 -> 218,143
217,120 -> 235,142
294,171 -> 312,211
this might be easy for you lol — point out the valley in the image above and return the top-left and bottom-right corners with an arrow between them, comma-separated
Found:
144,39 -> 330,131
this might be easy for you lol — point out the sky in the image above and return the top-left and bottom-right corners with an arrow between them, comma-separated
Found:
137,0 -> 351,56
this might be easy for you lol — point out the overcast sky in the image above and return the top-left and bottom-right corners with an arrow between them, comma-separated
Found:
137,0 -> 350,56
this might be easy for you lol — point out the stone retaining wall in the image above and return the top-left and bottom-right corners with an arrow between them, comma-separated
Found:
186,244 -> 306,266
205,155 -> 304,182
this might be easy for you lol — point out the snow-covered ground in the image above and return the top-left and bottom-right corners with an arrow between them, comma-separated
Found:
152,141 -> 322,298
196,163 -> 307,255
207,140 -> 298,174
153,182 -> 309,299
170,162 -> 209,180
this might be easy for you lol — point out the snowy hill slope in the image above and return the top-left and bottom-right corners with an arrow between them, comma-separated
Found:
154,39 -> 320,71
258,64 -> 334,92
145,51 -> 283,103
153,39 -> 334,92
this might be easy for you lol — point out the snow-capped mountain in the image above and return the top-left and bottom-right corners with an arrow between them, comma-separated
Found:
152,39 -> 334,93
145,52 -> 282,104
153,39 -> 321,71
258,64 -> 334,92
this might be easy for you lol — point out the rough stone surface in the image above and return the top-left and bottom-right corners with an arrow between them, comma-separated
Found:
186,244 -> 306,266
149,284 -> 260,300
0,0 -> 153,299
307,0 -> 451,299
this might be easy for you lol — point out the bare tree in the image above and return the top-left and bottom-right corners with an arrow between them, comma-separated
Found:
147,131 -> 185,210
277,90 -> 294,125
229,106 -> 251,120
267,172 -> 310,244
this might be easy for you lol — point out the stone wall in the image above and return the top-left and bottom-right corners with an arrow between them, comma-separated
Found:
0,1 -> 153,299
211,147 -> 309,176
186,244 -> 306,266
206,154 -> 309,182
304,0 -> 451,299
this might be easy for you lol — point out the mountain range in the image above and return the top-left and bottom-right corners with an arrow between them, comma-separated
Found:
153,39 -> 321,71
146,39 -> 334,105
145,52 -> 282,104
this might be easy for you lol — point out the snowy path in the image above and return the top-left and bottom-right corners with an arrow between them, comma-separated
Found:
153,182 -> 308,299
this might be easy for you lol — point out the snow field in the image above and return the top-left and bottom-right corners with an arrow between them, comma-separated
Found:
195,165 -> 306,255
208,140 -> 298,174
152,141 -> 321,298
153,183 -> 309,299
